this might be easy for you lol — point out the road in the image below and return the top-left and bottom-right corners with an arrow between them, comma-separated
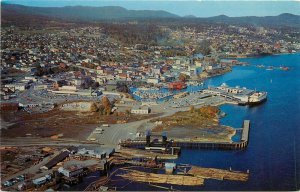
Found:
0,137 -> 100,147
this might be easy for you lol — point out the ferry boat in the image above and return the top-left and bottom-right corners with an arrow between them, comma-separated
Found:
248,91 -> 267,103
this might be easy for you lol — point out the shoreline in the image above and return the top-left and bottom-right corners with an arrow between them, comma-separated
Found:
223,51 -> 300,59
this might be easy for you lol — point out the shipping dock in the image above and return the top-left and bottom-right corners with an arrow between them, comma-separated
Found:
119,120 -> 250,150
203,83 -> 267,104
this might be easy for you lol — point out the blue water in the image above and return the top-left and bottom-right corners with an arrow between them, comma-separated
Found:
173,53 -> 300,190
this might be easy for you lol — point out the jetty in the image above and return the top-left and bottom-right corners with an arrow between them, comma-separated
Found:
119,120 -> 250,150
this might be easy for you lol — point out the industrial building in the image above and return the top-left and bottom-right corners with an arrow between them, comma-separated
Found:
58,166 -> 84,178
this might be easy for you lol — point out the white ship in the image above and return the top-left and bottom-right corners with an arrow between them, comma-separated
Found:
248,92 -> 267,103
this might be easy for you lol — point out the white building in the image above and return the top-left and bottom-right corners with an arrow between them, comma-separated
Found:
24,76 -> 37,82
34,84 -> 48,90
131,106 -> 150,114
147,78 -> 159,84
152,68 -> 161,75
73,79 -> 83,86
5,83 -> 27,91
58,166 -> 83,178
59,86 -> 77,91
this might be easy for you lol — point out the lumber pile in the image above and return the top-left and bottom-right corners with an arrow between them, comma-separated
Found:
118,169 -> 204,186
188,166 -> 249,181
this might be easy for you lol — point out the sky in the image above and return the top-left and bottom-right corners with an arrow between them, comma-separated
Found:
3,0 -> 300,17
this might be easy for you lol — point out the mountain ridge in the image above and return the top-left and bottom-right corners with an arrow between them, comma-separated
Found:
2,3 -> 300,28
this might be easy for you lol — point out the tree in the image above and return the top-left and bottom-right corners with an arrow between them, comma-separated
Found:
90,103 -> 98,112
91,82 -> 100,89
125,109 -> 131,115
179,73 -> 189,82
189,106 -> 195,113
105,106 -> 112,115
102,96 -> 111,108
196,40 -> 211,56
102,96 -> 112,115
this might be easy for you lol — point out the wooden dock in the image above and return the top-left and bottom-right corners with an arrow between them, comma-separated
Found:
120,120 -> 250,150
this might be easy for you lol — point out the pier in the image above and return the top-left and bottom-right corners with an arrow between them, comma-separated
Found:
119,120 -> 250,150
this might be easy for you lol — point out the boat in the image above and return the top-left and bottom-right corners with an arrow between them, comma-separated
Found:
248,91 -> 267,104
168,82 -> 187,90
280,66 -> 290,71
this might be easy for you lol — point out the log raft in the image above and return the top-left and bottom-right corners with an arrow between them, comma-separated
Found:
188,166 -> 249,182
118,169 -> 204,186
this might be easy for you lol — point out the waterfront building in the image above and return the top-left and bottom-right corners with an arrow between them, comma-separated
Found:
58,166 -> 83,178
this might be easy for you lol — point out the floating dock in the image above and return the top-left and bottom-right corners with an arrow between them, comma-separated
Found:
120,120 -> 250,150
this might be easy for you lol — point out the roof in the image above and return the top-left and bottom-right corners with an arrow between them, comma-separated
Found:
43,151 -> 70,169
131,106 -> 149,111
78,147 -> 115,156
